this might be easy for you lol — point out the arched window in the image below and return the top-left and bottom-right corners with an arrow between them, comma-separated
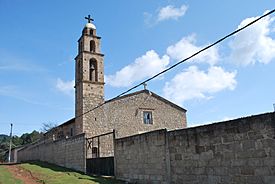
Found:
90,29 -> 94,35
89,59 -> 98,82
90,40 -> 96,52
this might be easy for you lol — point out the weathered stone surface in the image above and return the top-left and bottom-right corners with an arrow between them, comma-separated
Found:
17,134 -> 86,172
115,112 -> 275,183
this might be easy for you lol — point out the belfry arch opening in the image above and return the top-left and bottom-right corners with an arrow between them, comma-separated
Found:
90,40 -> 96,52
89,59 -> 98,82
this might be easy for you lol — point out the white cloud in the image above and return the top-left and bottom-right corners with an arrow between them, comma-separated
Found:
167,34 -> 219,65
0,86 -> 17,96
56,78 -> 74,96
163,66 -> 237,105
0,85 -> 51,106
157,5 -> 188,22
105,50 -> 169,87
230,12 -> 275,66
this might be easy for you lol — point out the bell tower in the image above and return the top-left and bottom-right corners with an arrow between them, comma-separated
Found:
75,15 -> 104,134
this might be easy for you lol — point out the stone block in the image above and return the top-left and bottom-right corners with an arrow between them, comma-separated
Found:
240,167 -> 255,175
193,167 -> 205,175
208,159 -> 221,167
220,176 -> 233,184
195,145 -> 205,154
214,167 -> 227,176
205,167 -> 214,175
198,160 -> 208,167
263,176 -> 275,184
262,139 -> 275,149
252,149 -> 268,158
223,151 -> 235,160
254,167 -> 270,176
199,150 -> 213,160
227,167 -> 240,175
269,166 -> 275,175
231,176 -> 247,183
207,176 -> 221,184
242,139 -> 255,150
248,131 -> 264,140
245,176 -> 265,184
222,135 -> 235,143
247,158 -> 263,167
175,154 -> 182,160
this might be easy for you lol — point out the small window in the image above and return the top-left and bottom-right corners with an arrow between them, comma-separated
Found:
143,111 -> 153,124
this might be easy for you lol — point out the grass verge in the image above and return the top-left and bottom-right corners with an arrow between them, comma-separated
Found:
0,165 -> 23,184
20,161 -> 123,184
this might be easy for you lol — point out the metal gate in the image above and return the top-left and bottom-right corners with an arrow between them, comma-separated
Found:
86,157 -> 114,176
86,130 -> 115,176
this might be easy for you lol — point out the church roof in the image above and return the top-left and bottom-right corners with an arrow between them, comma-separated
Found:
105,89 -> 187,112
57,90 -> 186,129
44,118 -> 75,135
59,118 -> 75,126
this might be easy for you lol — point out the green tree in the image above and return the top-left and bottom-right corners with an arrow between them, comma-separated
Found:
41,122 -> 57,133
0,130 -> 43,162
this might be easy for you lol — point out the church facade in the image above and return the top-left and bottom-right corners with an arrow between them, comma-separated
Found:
46,18 -> 187,141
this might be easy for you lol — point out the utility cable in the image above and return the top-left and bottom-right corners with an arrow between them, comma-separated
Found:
75,9 -> 275,119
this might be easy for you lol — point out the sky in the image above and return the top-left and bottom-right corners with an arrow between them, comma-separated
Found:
0,0 -> 274,136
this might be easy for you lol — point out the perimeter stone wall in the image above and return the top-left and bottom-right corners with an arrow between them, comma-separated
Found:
115,129 -> 168,183
17,133 -> 86,172
115,112 -> 275,184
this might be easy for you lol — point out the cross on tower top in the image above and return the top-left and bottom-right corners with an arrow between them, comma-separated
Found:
85,15 -> 94,23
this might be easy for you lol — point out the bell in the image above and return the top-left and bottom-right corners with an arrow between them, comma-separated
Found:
90,64 -> 95,70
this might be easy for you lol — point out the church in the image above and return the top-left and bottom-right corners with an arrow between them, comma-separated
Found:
45,16 -> 187,142
16,15 -> 275,182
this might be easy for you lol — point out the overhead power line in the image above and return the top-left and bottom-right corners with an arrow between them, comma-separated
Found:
76,9 -> 275,119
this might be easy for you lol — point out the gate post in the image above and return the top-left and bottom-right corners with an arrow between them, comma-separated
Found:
165,129 -> 171,184
97,136 -> 100,157
84,134 -> 87,174
113,129 -> 117,178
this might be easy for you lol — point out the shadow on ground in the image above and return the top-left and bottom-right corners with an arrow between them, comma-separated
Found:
22,161 -> 125,184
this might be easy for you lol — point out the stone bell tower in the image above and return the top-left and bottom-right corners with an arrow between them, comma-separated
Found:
75,15 -> 105,135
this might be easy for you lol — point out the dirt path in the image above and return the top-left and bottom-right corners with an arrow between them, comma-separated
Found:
5,164 -> 41,184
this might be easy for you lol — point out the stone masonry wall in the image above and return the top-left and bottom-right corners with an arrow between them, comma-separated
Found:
115,129 -> 168,183
84,90 -> 187,139
115,112 -> 275,184
17,133 -> 86,172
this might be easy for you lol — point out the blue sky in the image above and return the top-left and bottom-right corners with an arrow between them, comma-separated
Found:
0,1 -> 274,135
